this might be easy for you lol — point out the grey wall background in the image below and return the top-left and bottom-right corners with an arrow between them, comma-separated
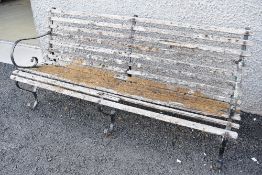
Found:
30,0 -> 262,115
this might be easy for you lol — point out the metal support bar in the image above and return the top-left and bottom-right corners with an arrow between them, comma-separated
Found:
104,109 -> 117,135
10,31 -> 51,68
216,137 -> 228,170
214,28 -> 250,171
126,15 -> 138,76
15,81 -> 38,110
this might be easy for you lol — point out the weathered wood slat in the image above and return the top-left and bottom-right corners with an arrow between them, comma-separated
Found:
156,40 -> 250,57
50,9 -> 132,22
51,16 -> 131,31
135,18 -> 250,36
52,29 -> 128,41
48,54 -> 129,74
10,73 -> 239,139
51,8 -> 248,35
13,69 -> 239,128
133,26 -> 252,46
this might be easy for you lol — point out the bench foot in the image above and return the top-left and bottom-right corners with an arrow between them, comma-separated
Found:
103,109 -> 116,136
15,81 -> 38,110
214,137 -> 228,171
98,106 -> 117,136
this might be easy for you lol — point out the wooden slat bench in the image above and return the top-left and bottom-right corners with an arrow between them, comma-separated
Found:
10,8 -> 251,168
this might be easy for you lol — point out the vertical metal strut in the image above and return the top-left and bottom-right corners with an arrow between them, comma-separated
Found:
216,27 -> 250,170
127,15 -> 138,76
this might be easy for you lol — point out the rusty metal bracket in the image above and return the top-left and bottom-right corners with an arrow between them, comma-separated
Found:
15,81 -> 38,110
10,31 -> 51,68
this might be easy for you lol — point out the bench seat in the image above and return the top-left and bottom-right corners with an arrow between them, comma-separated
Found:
11,65 -> 240,139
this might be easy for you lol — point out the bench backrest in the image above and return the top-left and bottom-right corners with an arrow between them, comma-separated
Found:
47,8 -> 251,111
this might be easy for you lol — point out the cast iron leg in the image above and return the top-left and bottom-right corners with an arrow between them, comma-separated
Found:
16,81 -> 38,110
216,137 -> 228,170
97,105 -> 117,136
103,109 -> 116,136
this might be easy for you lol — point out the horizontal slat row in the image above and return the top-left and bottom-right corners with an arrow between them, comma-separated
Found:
10,73 -> 238,139
51,31 -> 239,71
51,8 -> 249,35
50,17 -> 251,57
12,69 -> 240,127
49,40 -> 236,79
51,25 -> 252,52
11,69 -> 240,128
50,24 -> 252,47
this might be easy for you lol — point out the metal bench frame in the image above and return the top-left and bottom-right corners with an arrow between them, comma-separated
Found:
10,8 -> 251,169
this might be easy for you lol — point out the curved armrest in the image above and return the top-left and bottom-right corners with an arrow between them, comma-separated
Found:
10,31 -> 51,68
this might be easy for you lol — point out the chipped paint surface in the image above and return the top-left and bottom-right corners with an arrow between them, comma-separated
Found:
34,61 -> 229,117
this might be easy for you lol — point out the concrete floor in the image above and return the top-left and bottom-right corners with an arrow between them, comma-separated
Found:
0,62 -> 261,175
0,0 -> 39,45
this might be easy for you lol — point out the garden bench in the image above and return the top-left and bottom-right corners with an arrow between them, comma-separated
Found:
10,8 -> 251,168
